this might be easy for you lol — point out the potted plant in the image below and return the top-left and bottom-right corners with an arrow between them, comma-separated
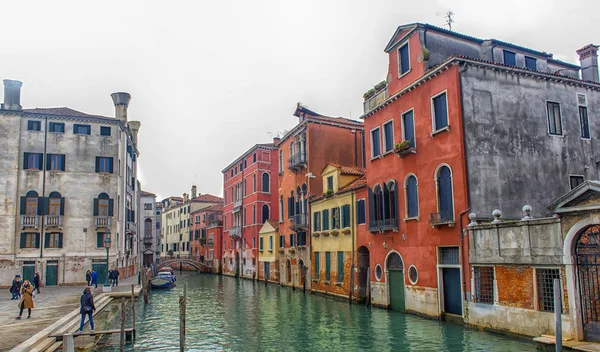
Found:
374,81 -> 387,92
393,140 -> 415,157
342,229 -> 351,235
363,88 -> 376,100
313,232 -> 320,237
322,231 -> 330,236
324,189 -> 334,197
331,229 -> 340,236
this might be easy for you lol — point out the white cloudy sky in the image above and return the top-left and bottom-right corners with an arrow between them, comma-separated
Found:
2,0 -> 596,199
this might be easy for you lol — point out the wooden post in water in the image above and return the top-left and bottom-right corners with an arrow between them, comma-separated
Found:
131,284 -> 136,341
120,298 -> 126,352
142,269 -> 149,304
63,333 -> 75,352
554,278 -> 562,352
179,283 -> 187,352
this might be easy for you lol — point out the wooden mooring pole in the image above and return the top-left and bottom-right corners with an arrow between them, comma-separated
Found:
180,283 -> 187,352
131,284 -> 136,341
554,278 -> 562,352
142,269 -> 149,304
120,298 -> 126,352
63,332 -> 75,352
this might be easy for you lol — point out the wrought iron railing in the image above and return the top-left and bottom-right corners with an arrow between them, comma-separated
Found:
233,199 -> 242,212
95,216 -> 111,228
45,215 -> 62,227
21,215 -> 39,229
288,152 -> 307,170
290,213 -> 309,231
429,211 -> 455,226
368,218 -> 399,232
229,226 -> 241,239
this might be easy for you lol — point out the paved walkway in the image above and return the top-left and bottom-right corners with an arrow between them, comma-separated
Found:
0,274 -> 140,351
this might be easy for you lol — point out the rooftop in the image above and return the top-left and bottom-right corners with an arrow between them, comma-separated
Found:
326,163 -> 366,177
191,194 -> 223,203
23,107 -> 113,119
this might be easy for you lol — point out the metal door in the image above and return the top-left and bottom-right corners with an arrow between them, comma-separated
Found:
442,267 -> 462,315
22,263 -> 35,283
46,263 -> 58,286
576,225 -> 600,341
387,253 -> 405,312
92,263 -> 107,286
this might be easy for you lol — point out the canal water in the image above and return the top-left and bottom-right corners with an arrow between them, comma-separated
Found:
98,272 -> 541,351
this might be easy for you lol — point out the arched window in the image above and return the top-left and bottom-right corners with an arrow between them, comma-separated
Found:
436,166 -> 454,221
262,204 -> 270,223
48,191 -> 63,216
24,191 -> 39,216
290,142 -> 295,158
262,173 -> 270,193
279,150 -> 283,173
95,193 -> 112,217
373,185 -> 383,221
405,175 -> 419,218
144,218 -> 152,237
387,181 -> 397,221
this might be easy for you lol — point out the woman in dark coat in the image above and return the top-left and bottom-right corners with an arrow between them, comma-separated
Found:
16,280 -> 34,319
85,270 -> 92,286
9,275 -> 20,300
78,287 -> 96,331
32,272 -> 41,294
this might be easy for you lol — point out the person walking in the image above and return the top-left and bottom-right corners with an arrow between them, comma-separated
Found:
16,280 -> 34,319
78,287 -> 96,332
9,275 -> 20,300
33,272 -> 41,294
15,276 -> 22,299
91,270 -> 98,289
108,269 -> 114,286
113,268 -> 120,287
85,270 -> 92,286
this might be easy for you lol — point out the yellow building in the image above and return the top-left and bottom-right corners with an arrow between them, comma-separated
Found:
258,220 -> 279,283
310,163 -> 366,300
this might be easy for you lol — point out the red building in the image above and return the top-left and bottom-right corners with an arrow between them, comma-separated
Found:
190,204 -> 223,272
222,141 -> 279,279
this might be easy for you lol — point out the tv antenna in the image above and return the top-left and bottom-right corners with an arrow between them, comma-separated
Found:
445,11 -> 455,31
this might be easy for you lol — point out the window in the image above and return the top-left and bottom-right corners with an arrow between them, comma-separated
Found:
261,204 -> 270,223
337,251 -> 344,282
144,204 -> 153,210
570,175 -> 585,190
253,174 -> 256,192
243,179 -> 247,196
269,236 -> 273,250
27,120 -> 41,131
322,209 -> 329,230
253,153 -> 256,163
580,106 -> 590,139
525,56 -> 537,70
325,252 -> 331,281
23,152 -> 43,170
547,101 -> 562,135
375,264 -> 383,281
96,232 -> 108,248
96,157 -> 114,173
313,211 -> 321,231
73,124 -> 91,135
259,237 -> 264,251
94,193 -> 114,217
408,265 -> 418,284
402,110 -> 415,147
398,42 -> 410,76
383,121 -> 394,153
45,233 -> 63,248
473,266 -> 495,304
315,252 -> 320,279
332,207 -> 340,229
436,166 -> 454,222
405,175 -> 419,218
279,196 -> 284,222
289,233 -> 295,247
46,154 -> 65,171
48,192 -> 63,216
432,92 -> 448,131
356,199 -> 366,225
370,128 -> 381,158
100,126 -> 111,136
253,205 -> 256,224
537,269 -> 561,312
262,173 -> 270,193
341,204 -> 350,228
244,160 -> 247,168
503,50 -> 516,66
279,150 -> 283,173
279,235 -> 285,248
48,122 -> 65,133
327,176 -> 333,191
20,233 -> 40,248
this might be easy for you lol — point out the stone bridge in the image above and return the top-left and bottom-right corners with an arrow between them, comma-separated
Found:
157,256 -> 208,272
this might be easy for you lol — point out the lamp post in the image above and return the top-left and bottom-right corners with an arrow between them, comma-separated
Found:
104,229 -> 111,290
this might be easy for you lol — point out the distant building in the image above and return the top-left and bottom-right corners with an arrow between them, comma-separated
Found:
190,203 -> 223,271
0,79 -> 141,286
139,189 -> 158,267
258,220 -> 280,283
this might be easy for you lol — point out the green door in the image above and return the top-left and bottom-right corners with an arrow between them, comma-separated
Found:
22,264 -> 35,283
389,269 -> 406,312
92,263 -> 108,286
46,264 -> 58,286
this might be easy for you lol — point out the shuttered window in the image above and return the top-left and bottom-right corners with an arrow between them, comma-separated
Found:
47,154 -> 66,171
24,152 -> 43,170
314,252 -> 320,279
406,175 -> 419,218
525,56 -> 537,70
322,209 -> 329,230
547,102 -> 562,135
503,50 -> 516,66
100,126 -> 111,136
325,252 -> 331,281
341,204 -> 351,228
259,237 -> 263,251
356,199 -> 366,225
580,106 -> 590,139
337,251 -> 344,282
20,233 -> 40,248
433,93 -> 448,131
45,233 -> 63,248
402,110 -> 415,147
95,157 -> 114,173
73,124 -> 91,135
313,211 -> 321,231
49,122 -> 64,133
371,128 -> 381,157
383,121 -> 394,152
398,43 -> 410,76
27,120 -> 41,131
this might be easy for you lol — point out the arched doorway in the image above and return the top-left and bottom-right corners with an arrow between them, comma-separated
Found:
286,259 -> 292,284
576,225 -> 600,341
298,259 -> 306,288
357,246 -> 370,303
387,252 -> 405,312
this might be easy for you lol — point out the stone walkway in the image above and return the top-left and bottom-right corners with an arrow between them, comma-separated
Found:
0,275 -> 139,351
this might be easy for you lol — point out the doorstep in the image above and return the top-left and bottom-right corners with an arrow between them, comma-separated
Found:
534,335 -> 600,351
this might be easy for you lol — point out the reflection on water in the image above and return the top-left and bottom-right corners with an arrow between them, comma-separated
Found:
98,273 -> 539,351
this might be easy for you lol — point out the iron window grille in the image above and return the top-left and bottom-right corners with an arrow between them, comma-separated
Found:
473,266 -> 494,304
440,247 -> 460,265
536,269 -> 561,313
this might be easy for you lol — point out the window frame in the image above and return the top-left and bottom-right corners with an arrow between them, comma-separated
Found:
382,119 -> 394,154
24,152 -> 43,170
431,91 -> 449,133
325,251 -> 331,282
356,198 -> 366,225
336,251 -> 344,283
397,41 -> 411,78
401,108 -> 416,148
503,50 -> 517,66
47,154 -> 65,171
546,101 -> 563,136
404,173 -> 419,220
370,126 -> 381,159
100,126 -> 111,136
525,56 -> 537,70
96,156 -> 114,173
73,124 -> 91,135
45,232 -> 62,248
473,266 -> 495,304
21,233 -> 40,249
569,175 -> 585,190
48,122 -> 65,133
27,120 -> 42,131
327,176 -> 333,192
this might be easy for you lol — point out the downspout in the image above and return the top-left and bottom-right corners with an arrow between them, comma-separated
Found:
360,130 -> 366,168
40,116 -> 48,261
350,191 -> 355,302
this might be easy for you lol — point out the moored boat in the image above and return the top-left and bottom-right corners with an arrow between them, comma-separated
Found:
150,270 -> 176,289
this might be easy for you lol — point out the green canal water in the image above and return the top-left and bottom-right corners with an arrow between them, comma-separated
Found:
98,272 -> 542,351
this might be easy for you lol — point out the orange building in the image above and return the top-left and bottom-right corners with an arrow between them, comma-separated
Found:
276,104 -> 364,289
190,204 -> 223,272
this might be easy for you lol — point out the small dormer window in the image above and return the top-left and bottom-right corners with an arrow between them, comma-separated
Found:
503,50 -> 516,66
398,42 -> 410,77
327,176 -> 334,192
525,56 -> 537,70
299,112 -> 305,122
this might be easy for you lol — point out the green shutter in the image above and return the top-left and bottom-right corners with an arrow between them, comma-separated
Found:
58,233 -> 63,248
95,157 -> 100,172
96,233 -> 102,248
323,209 -> 329,230
20,196 -> 26,215
20,233 -> 25,248
337,251 -> 344,281
37,197 -> 46,215
35,233 -> 40,248
23,152 -> 29,169
259,237 -> 263,251
93,198 -> 98,216
46,154 -> 52,170
108,199 -> 114,216
60,198 -> 65,215
315,252 -> 320,278
342,205 -> 350,228
37,153 -> 43,170
325,252 -> 331,280
44,233 -> 50,248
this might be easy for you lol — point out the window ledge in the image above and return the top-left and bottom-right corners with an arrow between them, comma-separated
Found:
548,133 -> 564,138
268,249 -> 273,252
312,279 -> 319,283
48,131 -> 64,134
369,155 -> 383,162
74,133 -> 90,136
430,126 -> 450,137
27,130 -> 43,133
334,281 -> 344,286
324,280 -> 331,284
398,69 -> 411,79
382,150 -> 394,157
404,217 -> 419,222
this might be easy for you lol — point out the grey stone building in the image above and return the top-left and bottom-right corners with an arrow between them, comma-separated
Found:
139,189 -> 158,267
0,79 -> 141,286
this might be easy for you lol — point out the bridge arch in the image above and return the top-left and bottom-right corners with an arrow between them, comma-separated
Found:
157,258 -> 202,271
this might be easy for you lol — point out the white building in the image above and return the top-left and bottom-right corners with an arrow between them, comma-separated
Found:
0,79 -> 141,286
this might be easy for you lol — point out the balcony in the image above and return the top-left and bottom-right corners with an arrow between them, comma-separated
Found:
229,226 -> 241,239
288,152 -> 307,171
233,199 -> 242,213
45,215 -> 62,228
290,213 -> 309,231
363,86 -> 388,114
143,236 -> 153,245
429,211 -> 456,228
368,218 -> 399,233
95,216 -> 111,228
21,215 -> 39,229
207,239 -> 214,246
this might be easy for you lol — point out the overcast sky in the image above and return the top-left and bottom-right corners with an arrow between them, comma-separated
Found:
3,0 -> 597,200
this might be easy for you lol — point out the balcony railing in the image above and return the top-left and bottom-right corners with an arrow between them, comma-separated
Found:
21,215 -> 39,229
288,152 -> 307,170
143,236 -> 153,244
290,213 -> 309,231
207,239 -> 214,246
363,86 -> 388,114
429,211 -> 455,227
95,216 -> 111,228
233,199 -> 242,213
368,218 -> 399,233
45,215 -> 62,227
229,226 -> 241,239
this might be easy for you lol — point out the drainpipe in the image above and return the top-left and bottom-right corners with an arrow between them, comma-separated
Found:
350,191 -> 355,303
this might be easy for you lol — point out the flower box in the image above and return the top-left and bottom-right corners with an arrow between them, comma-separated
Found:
322,231 -> 330,236
313,232 -> 320,237
331,230 -> 340,236
289,247 -> 296,253
393,141 -> 416,158
342,229 -> 351,235
323,190 -> 334,198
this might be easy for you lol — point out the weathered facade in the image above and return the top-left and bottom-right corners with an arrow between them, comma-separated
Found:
258,220 -> 280,283
139,190 -> 158,267
190,203 -> 223,271
0,79 -> 141,286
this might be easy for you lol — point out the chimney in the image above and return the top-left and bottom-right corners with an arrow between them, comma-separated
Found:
191,185 -> 197,199
127,121 -> 141,146
111,92 -> 131,121
273,137 -> 280,145
183,193 -> 189,202
2,79 -> 23,111
577,44 -> 599,82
